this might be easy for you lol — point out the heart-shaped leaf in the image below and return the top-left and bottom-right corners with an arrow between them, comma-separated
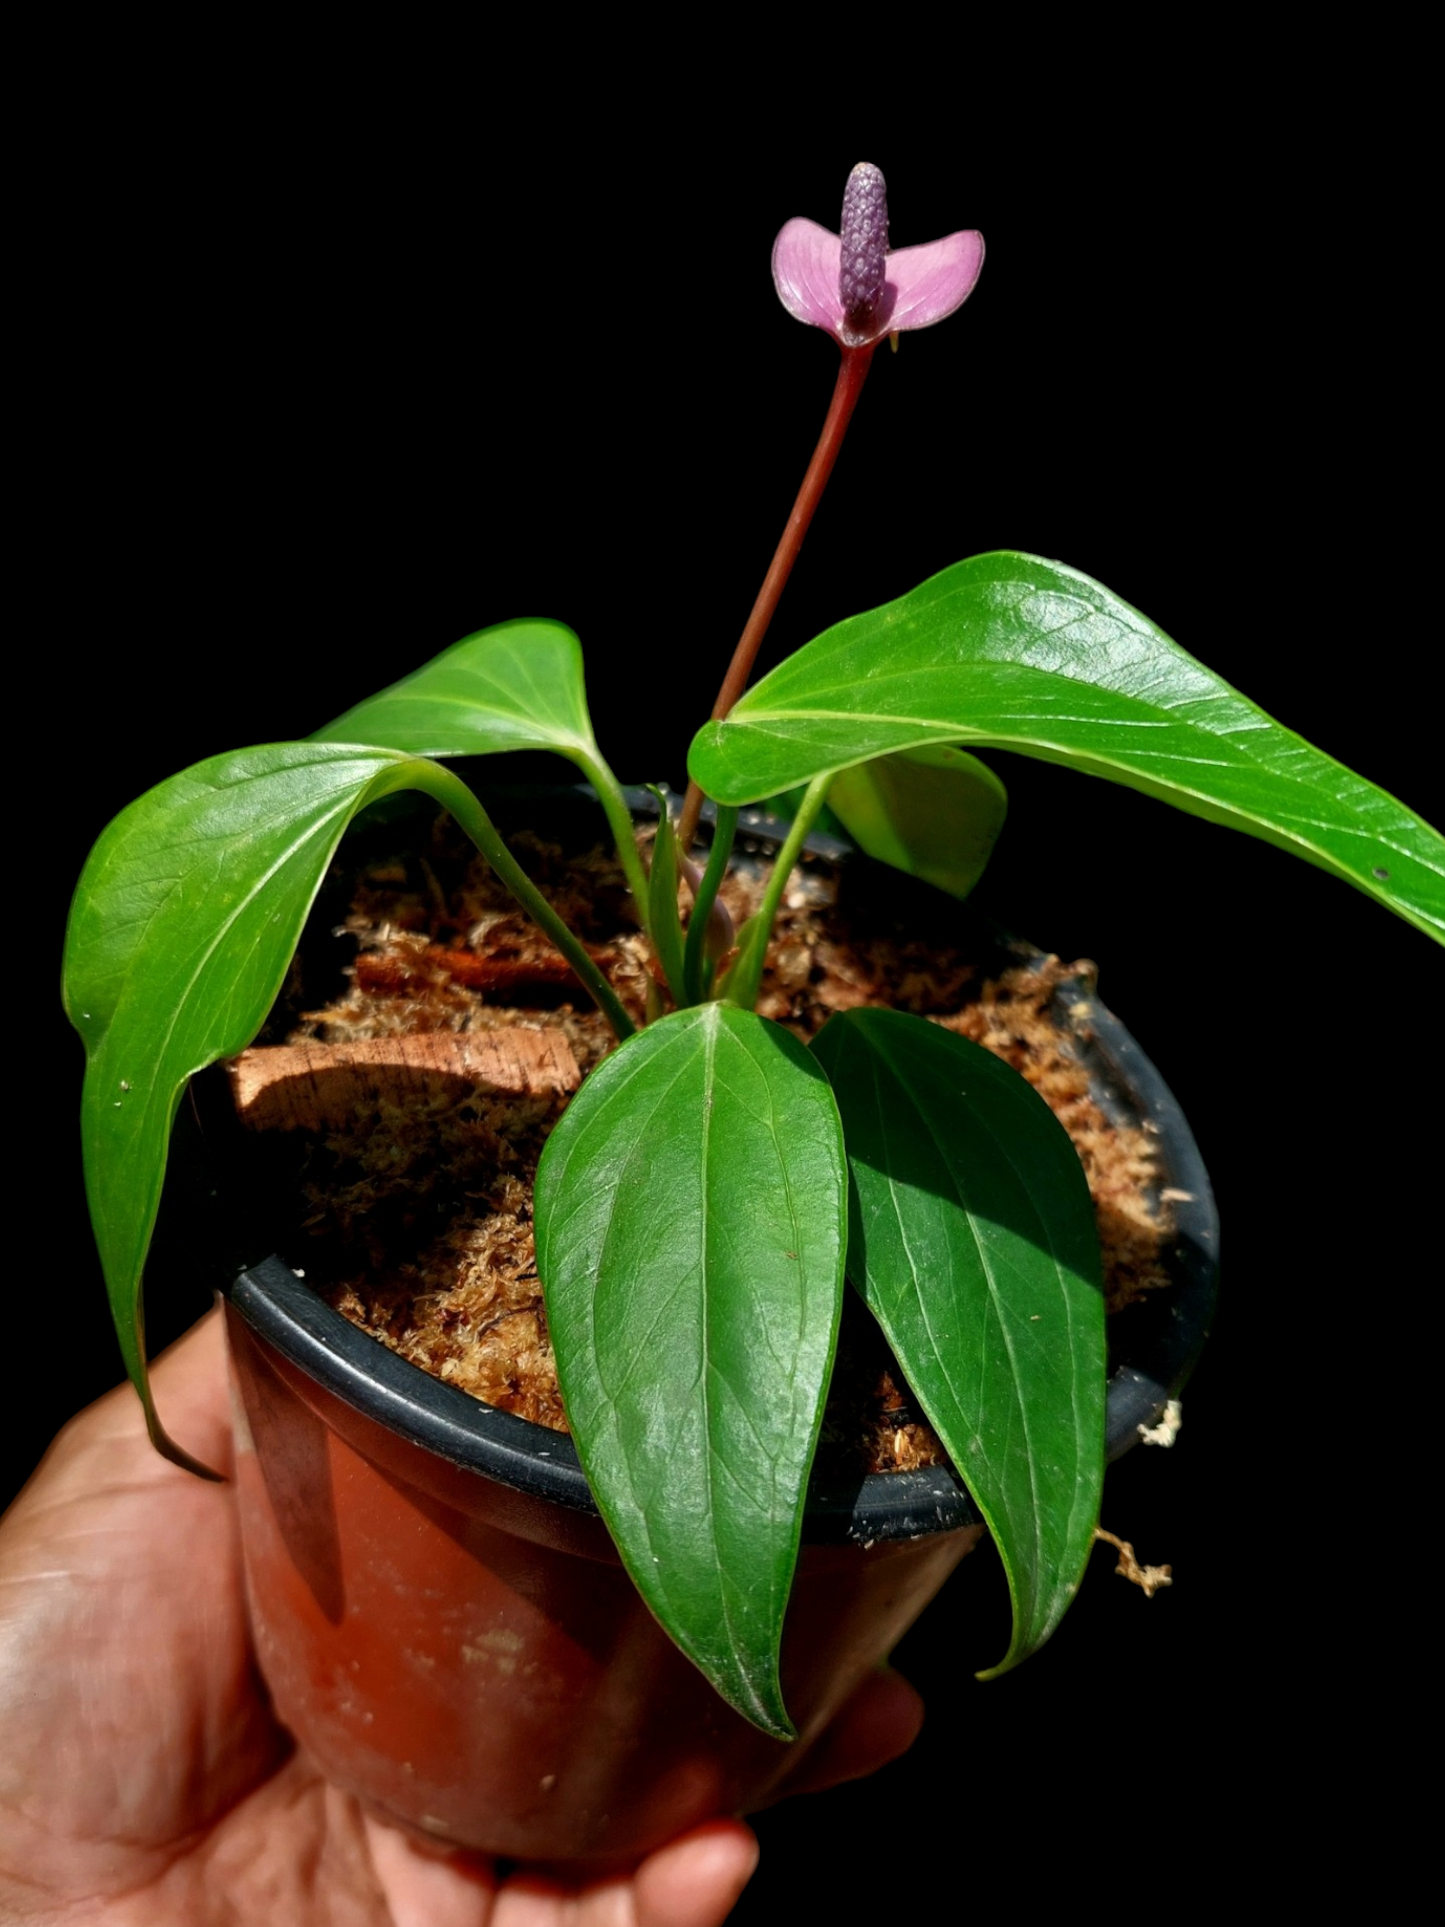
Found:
315,617 -> 601,764
811,1008 -> 1106,1674
313,618 -> 650,921
690,552 -> 1445,944
63,744 -> 483,1472
827,745 -> 1007,899
534,1004 -> 847,1736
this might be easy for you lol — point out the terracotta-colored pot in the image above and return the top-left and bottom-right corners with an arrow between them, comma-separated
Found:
224,1259 -> 983,1861
220,950 -> 1216,1864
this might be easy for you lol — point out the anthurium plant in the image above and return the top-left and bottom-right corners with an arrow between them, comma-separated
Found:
63,165 -> 1445,1741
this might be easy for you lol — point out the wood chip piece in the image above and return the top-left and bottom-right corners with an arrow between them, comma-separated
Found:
227,1030 -> 581,1132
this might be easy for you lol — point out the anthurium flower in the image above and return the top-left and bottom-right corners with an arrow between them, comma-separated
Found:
772,163 -> 985,349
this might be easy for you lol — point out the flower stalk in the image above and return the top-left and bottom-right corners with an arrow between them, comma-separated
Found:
676,343 -> 875,848
677,164 -> 984,853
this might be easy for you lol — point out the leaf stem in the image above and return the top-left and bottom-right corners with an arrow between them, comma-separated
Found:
421,764 -> 636,1041
722,774 -> 834,1011
645,789 -> 689,1007
573,749 -> 652,927
683,804 -> 739,1003
677,344 -> 876,849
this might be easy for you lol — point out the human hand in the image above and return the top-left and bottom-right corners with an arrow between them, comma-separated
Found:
0,1311 -> 922,1925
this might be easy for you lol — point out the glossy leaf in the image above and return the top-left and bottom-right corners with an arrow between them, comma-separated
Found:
313,618 -> 651,921
315,617 -> 602,765
63,743 -> 479,1471
690,551 -> 1445,944
811,1008 -> 1106,1675
827,745 -> 1008,899
534,1004 -> 847,1735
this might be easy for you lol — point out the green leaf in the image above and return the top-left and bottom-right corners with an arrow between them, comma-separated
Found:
314,617 -> 601,764
827,745 -> 1007,899
62,744 -> 473,1473
313,618 -> 652,926
811,1008 -> 1106,1675
534,1005 -> 847,1735
690,551 -> 1445,944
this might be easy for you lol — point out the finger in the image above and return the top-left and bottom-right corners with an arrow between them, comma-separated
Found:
632,1819 -> 760,1927
465,1819 -> 758,1927
364,1812 -> 502,1927
767,1664 -> 924,1803
402,1672 -> 911,1927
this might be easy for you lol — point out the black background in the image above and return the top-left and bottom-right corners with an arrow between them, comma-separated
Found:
22,75 -> 1434,1912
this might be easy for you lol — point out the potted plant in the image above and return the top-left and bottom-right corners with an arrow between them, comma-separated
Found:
50,160 -> 1443,1882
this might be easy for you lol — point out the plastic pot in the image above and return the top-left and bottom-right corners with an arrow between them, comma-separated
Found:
225,1266 -> 982,1862
217,799 -> 1218,1863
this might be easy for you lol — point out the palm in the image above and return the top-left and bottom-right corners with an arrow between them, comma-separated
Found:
1,1314 -> 919,1925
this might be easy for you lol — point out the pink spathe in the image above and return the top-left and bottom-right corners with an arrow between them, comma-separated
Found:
772,168 -> 984,350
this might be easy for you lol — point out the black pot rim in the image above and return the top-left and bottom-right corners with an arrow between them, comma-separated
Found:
220,788 -> 1218,1548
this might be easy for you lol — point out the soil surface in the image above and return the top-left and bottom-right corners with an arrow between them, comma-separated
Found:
237,802 -> 1172,1479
